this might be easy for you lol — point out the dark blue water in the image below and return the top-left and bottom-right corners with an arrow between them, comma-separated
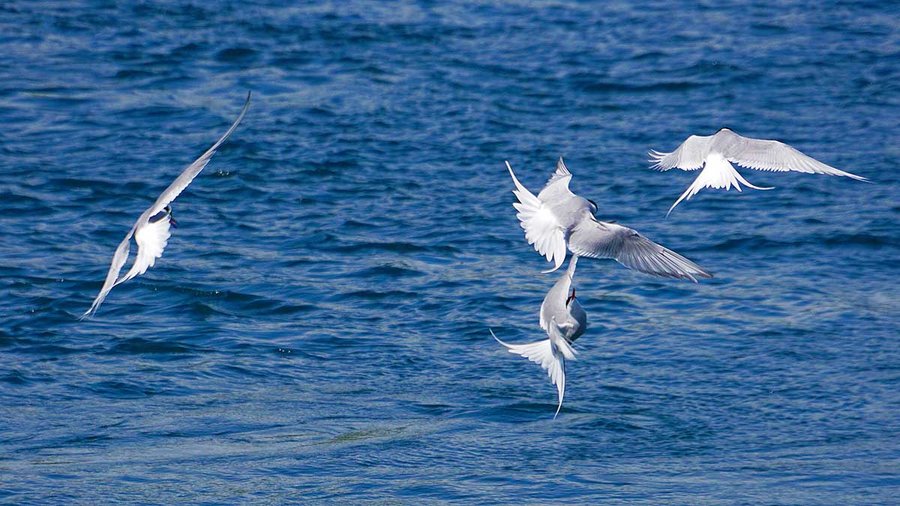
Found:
1,1 -> 898,503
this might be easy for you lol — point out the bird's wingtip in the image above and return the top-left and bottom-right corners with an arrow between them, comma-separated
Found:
541,263 -> 563,274
79,307 -> 95,321
505,160 -> 517,178
647,150 -> 668,170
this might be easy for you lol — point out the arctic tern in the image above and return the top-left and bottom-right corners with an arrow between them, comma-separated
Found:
507,157 -> 710,281
649,128 -> 867,216
82,92 -> 251,319
492,256 -> 585,419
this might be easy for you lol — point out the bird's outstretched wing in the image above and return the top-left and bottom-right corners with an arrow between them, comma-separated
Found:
712,128 -> 867,180
537,157 -> 576,203
506,161 -> 567,272
649,134 -> 714,171
81,229 -> 134,319
567,220 -> 711,282
142,91 -> 252,221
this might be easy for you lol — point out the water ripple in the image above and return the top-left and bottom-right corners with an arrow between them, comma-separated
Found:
0,1 -> 897,504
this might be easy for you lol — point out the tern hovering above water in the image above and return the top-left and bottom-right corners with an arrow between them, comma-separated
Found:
649,128 -> 868,216
492,256 -> 585,419
81,92 -> 251,319
507,157 -> 710,281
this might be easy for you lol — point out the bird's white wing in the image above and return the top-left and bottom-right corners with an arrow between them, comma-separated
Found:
568,220 -> 711,282
491,329 -> 570,419
540,255 -> 578,333
537,157 -> 575,203
714,129 -> 867,180
81,229 -> 135,319
116,215 -> 173,285
506,161 -> 567,272
648,134 -> 714,171
143,92 -> 251,220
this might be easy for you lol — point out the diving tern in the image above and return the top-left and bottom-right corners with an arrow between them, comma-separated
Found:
507,157 -> 711,281
492,256 -> 585,419
649,128 -> 868,216
81,92 -> 251,319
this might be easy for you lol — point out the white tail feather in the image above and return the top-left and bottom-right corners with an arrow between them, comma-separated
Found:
667,153 -> 774,216
491,329 -> 573,419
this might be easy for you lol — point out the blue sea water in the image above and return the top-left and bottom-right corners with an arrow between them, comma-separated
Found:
1,0 -> 898,503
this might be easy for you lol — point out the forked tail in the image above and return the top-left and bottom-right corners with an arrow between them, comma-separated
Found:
667,154 -> 773,217
491,329 -> 572,418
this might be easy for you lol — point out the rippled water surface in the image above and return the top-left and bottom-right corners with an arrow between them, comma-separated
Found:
1,1 -> 898,503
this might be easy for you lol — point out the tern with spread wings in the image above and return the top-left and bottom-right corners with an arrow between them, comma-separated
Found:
649,128 -> 868,216
492,256 -> 585,419
507,157 -> 710,281
81,92 -> 251,319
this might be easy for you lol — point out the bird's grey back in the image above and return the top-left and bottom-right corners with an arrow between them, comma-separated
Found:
547,193 -> 593,231
710,128 -> 754,155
